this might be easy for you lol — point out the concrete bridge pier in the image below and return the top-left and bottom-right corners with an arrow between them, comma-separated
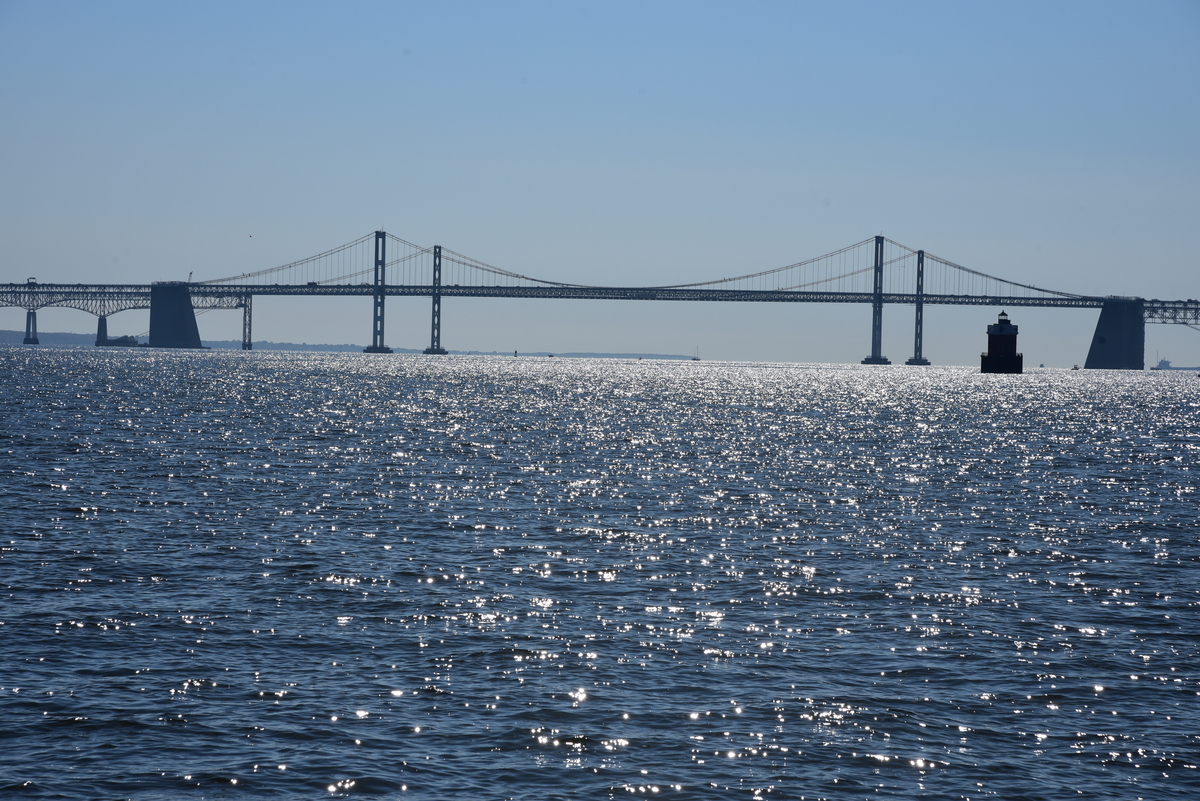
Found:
149,282 -> 203,348
95,315 -> 108,346
241,295 -> 253,350
1084,298 -> 1144,370
22,309 -> 38,342
23,309 -> 38,344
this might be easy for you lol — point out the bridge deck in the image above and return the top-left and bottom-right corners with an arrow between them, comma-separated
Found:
2,283 -> 1196,324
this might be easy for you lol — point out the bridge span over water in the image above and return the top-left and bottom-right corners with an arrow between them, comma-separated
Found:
3,232 -> 1197,369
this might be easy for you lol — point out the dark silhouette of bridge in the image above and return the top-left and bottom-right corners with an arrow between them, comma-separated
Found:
4,232 -> 1197,368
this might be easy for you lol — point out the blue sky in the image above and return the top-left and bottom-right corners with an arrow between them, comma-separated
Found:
2,0 -> 1197,365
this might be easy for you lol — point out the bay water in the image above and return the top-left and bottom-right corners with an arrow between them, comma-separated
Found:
1,348 -> 1197,799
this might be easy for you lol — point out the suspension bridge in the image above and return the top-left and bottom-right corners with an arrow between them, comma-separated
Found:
3,232 -> 1197,368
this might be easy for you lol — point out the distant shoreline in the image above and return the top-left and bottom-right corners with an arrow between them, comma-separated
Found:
0,330 -> 694,360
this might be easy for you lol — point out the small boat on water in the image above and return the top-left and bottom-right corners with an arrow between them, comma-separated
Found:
691,347 -> 701,362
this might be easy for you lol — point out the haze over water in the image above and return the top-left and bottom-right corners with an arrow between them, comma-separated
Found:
2,348 -> 1197,800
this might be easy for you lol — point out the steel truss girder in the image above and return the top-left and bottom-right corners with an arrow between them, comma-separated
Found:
1144,300 -> 1200,325
0,285 -> 246,316
0,285 -> 151,316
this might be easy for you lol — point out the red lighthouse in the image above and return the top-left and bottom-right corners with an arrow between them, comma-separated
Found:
981,311 -> 1023,374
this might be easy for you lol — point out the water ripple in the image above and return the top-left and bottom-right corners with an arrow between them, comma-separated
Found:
1,348 -> 1197,799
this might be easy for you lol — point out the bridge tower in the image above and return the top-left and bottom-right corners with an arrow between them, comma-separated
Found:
905,250 -> 931,365
861,235 -> 890,364
363,230 -> 393,353
424,245 -> 448,354
95,315 -> 108,346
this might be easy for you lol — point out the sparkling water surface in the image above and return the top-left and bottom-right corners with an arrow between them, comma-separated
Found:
1,348 -> 1198,800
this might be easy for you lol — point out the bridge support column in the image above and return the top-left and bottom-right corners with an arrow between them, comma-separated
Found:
424,245 -> 448,355
241,295 -> 253,350
363,230 -> 393,353
23,309 -> 38,344
95,315 -> 108,346
906,249 -> 930,365
1084,298 -> 1144,370
149,282 -> 203,348
861,235 -> 890,364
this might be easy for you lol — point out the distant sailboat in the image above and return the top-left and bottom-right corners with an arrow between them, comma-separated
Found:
691,347 -> 701,362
